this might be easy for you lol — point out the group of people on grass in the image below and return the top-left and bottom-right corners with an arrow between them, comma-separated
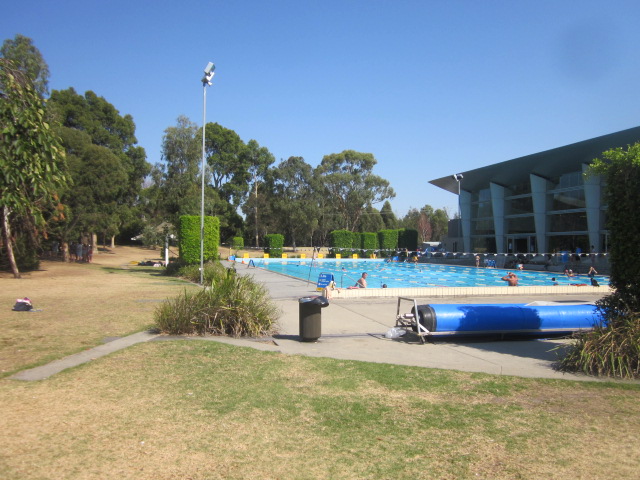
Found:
50,240 -> 93,262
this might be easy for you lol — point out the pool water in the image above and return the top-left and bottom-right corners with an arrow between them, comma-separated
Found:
242,259 -> 607,289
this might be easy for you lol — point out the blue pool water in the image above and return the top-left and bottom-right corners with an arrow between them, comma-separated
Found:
241,259 -> 607,289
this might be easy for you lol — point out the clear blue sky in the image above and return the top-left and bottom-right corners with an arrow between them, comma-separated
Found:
3,1 -> 639,217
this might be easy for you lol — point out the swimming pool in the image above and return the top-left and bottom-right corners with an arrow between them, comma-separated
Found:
240,258 -> 607,289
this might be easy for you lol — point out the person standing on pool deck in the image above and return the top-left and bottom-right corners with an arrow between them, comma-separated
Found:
355,272 -> 368,288
501,272 -> 518,286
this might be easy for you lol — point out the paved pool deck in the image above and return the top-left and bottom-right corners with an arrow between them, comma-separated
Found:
11,261 -> 616,382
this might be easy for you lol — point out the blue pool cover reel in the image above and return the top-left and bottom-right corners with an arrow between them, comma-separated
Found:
412,303 -> 603,335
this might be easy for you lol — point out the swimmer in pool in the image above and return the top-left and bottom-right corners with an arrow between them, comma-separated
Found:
501,272 -> 518,286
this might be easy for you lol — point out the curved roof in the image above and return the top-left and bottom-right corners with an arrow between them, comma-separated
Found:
429,126 -> 640,194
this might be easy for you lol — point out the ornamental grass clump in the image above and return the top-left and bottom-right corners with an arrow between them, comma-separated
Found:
559,296 -> 640,378
155,268 -> 279,337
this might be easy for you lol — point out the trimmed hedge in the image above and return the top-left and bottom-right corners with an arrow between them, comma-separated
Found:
232,236 -> 244,249
378,229 -> 399,255
329,229 -> 354,257
179,215 -> 220,265
361,232 -> 378,257
398,228 -> 418,251
264,233 -> 284,258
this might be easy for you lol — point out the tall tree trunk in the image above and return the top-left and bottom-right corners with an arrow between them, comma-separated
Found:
2,206 -> 21,278
62,241 -> 70,262
110,235 -> 115,248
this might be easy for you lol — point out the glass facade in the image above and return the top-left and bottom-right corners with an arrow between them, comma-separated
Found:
548,189 -> 585,210
430,128 -> 640,253
548,212 -> 587,232
466,167 -> 603,253
471,218 -> 495,235
505,216 -> 535,235
505,196 -> 533,215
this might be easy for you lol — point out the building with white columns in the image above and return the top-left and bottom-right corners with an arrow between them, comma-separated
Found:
429,126 -> 640,254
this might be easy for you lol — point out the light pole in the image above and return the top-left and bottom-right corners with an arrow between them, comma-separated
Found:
453,173 -> 463,251
200,62 -> 215,285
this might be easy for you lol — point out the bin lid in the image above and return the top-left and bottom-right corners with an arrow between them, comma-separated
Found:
298,295 -> 329,307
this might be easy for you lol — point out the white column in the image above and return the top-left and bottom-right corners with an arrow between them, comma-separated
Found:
582,163 -> 602,251
489,183 -> 505,253
460,190 -> 472,252
530,174 -> 550,253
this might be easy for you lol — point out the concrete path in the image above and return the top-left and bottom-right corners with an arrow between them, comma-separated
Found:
9,331 -> 159,381
10,262 -> 612,382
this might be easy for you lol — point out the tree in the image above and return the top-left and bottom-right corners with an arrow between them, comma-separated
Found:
589,145 -> 640,306
430,208 -> 449,241
156,115 -> 201,221
242,139 -> 275,247
417,212 -> 432,243
0,59 -> 68,277
401,204 -> 436,243
1,34 -> 50,98
203,122 -> 248,207
267,156 -> 320,249
317,150 -> 395,231
359,205 -> 385,233
48,88 -> 150,247
560,143 -> 640,377
380,201 -> 398,229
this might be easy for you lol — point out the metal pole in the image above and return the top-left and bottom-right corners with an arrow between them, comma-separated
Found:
200,83 -> 207,286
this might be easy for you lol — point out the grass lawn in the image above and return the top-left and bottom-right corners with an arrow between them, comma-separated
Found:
1,247 -> 639,479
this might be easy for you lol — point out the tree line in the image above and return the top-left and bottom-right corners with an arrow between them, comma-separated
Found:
1,34 -> 449,277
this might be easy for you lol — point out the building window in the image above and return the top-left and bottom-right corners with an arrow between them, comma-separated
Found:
471,236 -> 496,253
548,171 -> 582,190
506,216 -> 535,234
547,189 -> 585,210
471,218 -> 495,235
472,202 -> 493,218
548,234 -> 589,253
548,211 -> 587,232
505,196 -> 533,215
507,182 -> 531,195
471,188 -> 491,203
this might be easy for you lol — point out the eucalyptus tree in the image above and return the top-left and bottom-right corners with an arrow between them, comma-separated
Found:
0,58 -> 68,277
317,150 -> 395,231
267,156 -> 320,249
203,122 -> 248,207
1,34 -> 50,98
242,139 -> 275,247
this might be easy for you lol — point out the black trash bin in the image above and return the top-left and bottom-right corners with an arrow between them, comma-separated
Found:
298,296 -> 329,342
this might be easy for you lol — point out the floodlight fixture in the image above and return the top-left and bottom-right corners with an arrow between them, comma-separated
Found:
202,62 -> 216,86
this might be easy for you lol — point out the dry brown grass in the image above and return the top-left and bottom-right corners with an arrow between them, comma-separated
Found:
0,246 -> 196,375
0,341 -> 638,479
0,247 -> 639,479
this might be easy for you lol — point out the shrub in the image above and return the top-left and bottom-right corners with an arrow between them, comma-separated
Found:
179,215 -> 220,265
398,228 -> 418,251
264,233 -> 284,258
378,229 -> 399,256
232,236 -> 244,250
559,143 -> 640,378
155,268 -> 280,337
329,229 -> 354,257
559,303 -> 640,377
361,232 -> 378,257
